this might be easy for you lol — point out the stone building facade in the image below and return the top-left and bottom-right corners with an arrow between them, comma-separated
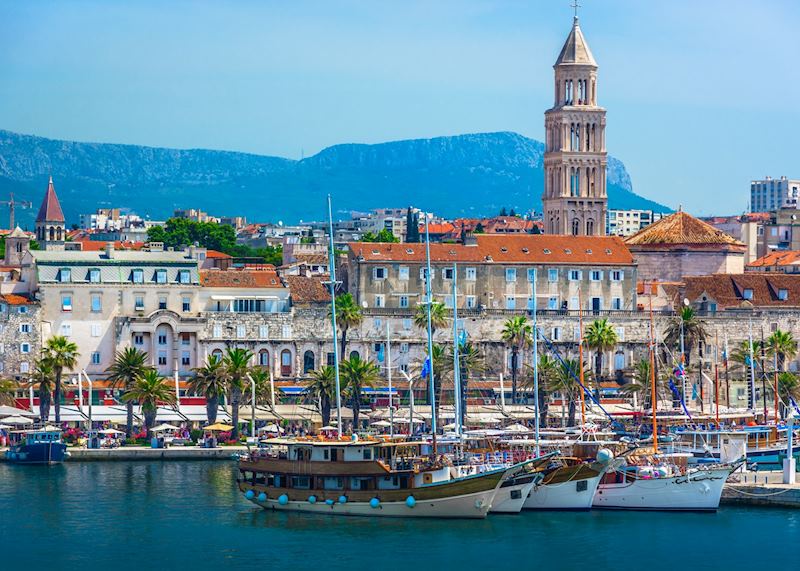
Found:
0,295 -> 41,380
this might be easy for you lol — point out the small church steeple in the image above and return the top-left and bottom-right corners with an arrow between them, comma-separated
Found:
35,176 -> 66,251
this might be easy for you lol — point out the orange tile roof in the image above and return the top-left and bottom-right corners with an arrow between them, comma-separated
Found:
747,251 -> 800,268
73,240 -> 145,251
625,211 -> 744,249
199,269 -> 285,288
205,250 -> 232,259
348,234 -> 633,265
284,275 -> 331,303
684,274 -> 800,309
2,294 -> 34,305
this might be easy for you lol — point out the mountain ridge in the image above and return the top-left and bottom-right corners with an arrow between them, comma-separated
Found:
0,129 -> 669,228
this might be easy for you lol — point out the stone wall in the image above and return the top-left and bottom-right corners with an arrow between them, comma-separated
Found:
0,302 -> 41,380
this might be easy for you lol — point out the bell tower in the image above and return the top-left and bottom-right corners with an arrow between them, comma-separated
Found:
542,15 -> 607,236
35,176 -> 66,251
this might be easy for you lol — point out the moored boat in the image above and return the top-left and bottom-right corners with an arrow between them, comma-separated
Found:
4,427 -> 67,465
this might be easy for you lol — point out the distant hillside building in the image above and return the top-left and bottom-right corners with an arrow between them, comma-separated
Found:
542,16 -> 607,236
606,209 -> 665,237
624,210 -> 745,282
750,176 -> 800,212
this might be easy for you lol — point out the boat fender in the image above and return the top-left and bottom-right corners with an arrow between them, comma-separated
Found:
245,490 -> 255,500
405,496 -> 416,508
325,499 -> 335,506
258,492 -> 267,503
278,494 -> 289,505
474,499 -> 484,510
370,498 -> 380,509
338,495 -> 347,504
596,448 -> 614,463
308,495 -> 317,504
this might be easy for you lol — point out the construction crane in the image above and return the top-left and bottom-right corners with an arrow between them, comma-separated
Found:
0,193 -> 32,230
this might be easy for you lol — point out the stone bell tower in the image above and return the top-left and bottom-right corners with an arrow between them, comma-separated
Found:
542,16 -> 607,236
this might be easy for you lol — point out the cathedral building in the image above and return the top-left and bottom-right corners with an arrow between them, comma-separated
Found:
542,16 -> 608,236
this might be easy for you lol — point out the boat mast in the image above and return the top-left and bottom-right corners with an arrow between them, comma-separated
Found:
714,329 -> 720,427
532,268 -> 540,457
577,287 -> 586,426
326,194 -> 344,437
424,215 -> 438,453
773,350 -> 779,424
747,318 -> 756,412
452,262 -> 462,437
386,321 -> 394,438
648,281 -> 658,454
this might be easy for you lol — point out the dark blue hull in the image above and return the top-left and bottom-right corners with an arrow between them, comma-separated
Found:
5,442 -> 68,464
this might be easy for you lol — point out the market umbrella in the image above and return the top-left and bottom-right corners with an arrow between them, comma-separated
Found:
370,420 -> 391,427
0,405 -> 36,417
443,423 -> 457,430
504,423 -> 531,433
151,423 -> 181,432
258,424 -> 283,433
319,425 -> 337,431
2,415 -> 34,425
99,428 -> 125,435
204,423 -> 234,431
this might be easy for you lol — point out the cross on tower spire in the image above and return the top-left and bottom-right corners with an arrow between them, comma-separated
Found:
571,0 -> 581,20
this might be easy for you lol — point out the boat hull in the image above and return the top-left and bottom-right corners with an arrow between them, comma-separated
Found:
490,476 -> 538,514
523,472 -> 603,510
4,442 -> 67,465
247,488 -> 496,518
592,467 -> 731,511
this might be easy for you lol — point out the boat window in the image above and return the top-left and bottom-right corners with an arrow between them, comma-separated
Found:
362,448 -> 373,460
290,476 -> 311,489
323,477 -> 344,490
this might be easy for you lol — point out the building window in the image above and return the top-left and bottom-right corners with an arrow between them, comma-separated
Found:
552,327 -> 562,341
612,297 -> 622,310
20,343 -> 30,354
181,351 -> 191,366
158,334 -> 167,345
282,325 -> 292,339
182,297 -> 191,312
158,297 -> 167,310
133,334 -> 144,345
91,352 -> 101,365
158,351 -> 167,366
91,324 -> 101,337
505,268 -> 517,282
213,325 -> 222,338
399,295 -> 409,308
569,296 -> 579,310
398,266 -> 409,280
303,350 -> 315,373
236,325 -> 246,338
18,306 -> 27,314
569,270 -> 582,281
400,342 -> 409,354
58,268 -> 71,283
548,296 -> 559,310
590,270 -> 602,281
259,350 -> 270,367
506,296 -> 516,310
20,362 -> 29,374
778,289 -> 789,301
155,269 -> 167,284
91,294 -> 102,312
132,269 -> 144,283
374,295 -> 384,308
527,269 -> 536,282
61,295 -> 72,312
743,289 -> 753,300
178,270 -> 191,284
444,295 -> 454,308
548,269 -> 558,282
466,295 -> 476,309
402,318 -> 412,330
181,333 -> 190,346
465,267 -> 476,281
616,327 -> 625,341
135,296 -> 145,311
88,268 -> 101,283
373,267 -> 387,280
443,268 -> 454,280
611,270 -> 623,281
258,325 -> 269,338
280,349 -> 292,376
19,323 -> 30,334
326,352 -> 335,366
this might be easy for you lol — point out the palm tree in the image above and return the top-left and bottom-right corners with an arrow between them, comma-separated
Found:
0,378 -> 18,407
121,369 -> 177,438
332,292 -> 363,359
222,347 -> 254,440
43,336 -> 80,423
730,340 -> 763,374
664,306 -> 707,369
522,354 -> 559,427
551,359 -> 583,427
501,316 -> 532,404
305,365 -> 337,426
584,319 -> 618,400
189,357 -> 228,426
106,347 -> 151,438
449,341 -> 485,428
246,367 -> 278,409
29,358 -> 55,422
414,301 -> 448,337
767,330 -> 798,371
620,359 -> 656,411
777,372 -> 800,419
339,355 -> 380,429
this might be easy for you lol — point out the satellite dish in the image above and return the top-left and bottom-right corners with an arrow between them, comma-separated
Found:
683,298 -> 690,306
361,301 -> 368,308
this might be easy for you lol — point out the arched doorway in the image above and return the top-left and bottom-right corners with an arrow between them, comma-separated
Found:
303,350 -> 315,373
280,349 -> 292,377
258,349 -> 270,368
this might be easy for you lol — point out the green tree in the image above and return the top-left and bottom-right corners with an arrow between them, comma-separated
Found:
43,336 -> 80,423
121,369 -> 177,438
414,301 -> 448,337
361,229 -> 399,243
766,329 -> 798,371
106,347 -> 151,438
189,356 -> 228,426
501,316 -> 532,404
29,359 -> 55,422
339,355 -> 381,429
222,347 -> 254,440
0,378 -> 18,407
620,359 -> 658,411
522,354 -> 558,427
305,365 -> 338,426
448,341 -> 485,428
332,292 -> 363,360
552,359 -> 585,427
777,372 -> 800,419
473,223 -> 485,234
730,340 -> 763,374
584,319 -> 618,399
664,306 -> 707,369
245,367 -> 278,409
405,208 -> 420,243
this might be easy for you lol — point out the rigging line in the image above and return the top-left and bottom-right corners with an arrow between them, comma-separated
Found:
536,329 -> 613,421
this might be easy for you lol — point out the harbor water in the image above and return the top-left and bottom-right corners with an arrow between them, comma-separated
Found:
1,461 -> 797,570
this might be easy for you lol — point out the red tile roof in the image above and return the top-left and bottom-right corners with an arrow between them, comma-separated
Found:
73,240 -> 145,251
348,234 -> 633,265
625,211 -> 744,249
747,251 -> 800,268
684,274 -> 800,309
199,269 -> 284,288
205,250 -> 232,259
2,294 -> 34,305
284,275 -> 331,304
36,176 -> 65,223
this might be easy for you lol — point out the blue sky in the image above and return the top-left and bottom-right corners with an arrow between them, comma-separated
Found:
1,0 -> 798,214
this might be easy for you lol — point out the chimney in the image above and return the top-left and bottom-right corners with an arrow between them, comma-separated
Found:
105,242 -> 115,259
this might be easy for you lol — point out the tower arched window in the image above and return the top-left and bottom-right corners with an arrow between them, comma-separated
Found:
49,227 -> 54,241
56,227 -> 62,241
572,219 -> 580,236
586,219 -> 594,235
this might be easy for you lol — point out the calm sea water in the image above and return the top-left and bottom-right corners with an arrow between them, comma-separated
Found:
0,461 -> 797,571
